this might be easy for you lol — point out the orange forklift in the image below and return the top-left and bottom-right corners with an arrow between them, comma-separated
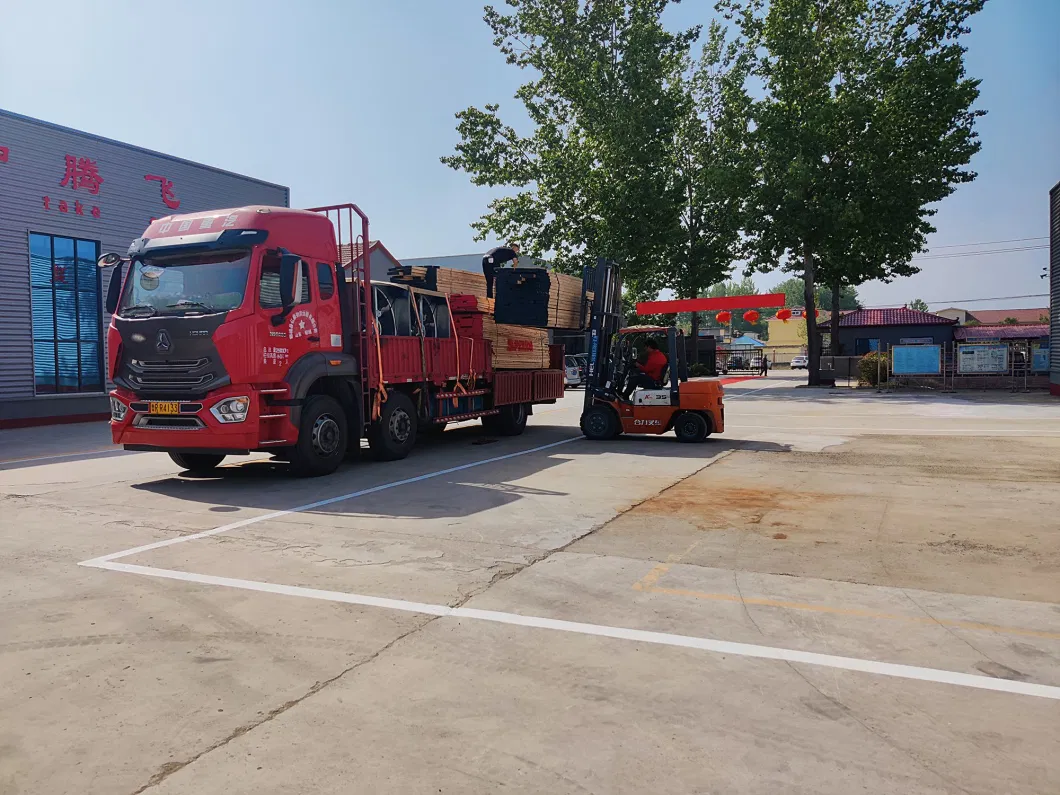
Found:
579,259 -> 725,442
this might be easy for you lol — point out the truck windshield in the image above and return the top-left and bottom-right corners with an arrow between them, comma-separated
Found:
117,252 -> 252,317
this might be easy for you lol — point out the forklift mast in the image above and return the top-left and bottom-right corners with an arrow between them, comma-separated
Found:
582,257 -> 623,409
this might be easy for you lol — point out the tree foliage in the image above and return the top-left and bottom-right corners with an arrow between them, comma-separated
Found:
442,1 -> 751,303
771,276 -> 859,310
721,0 -> 986,381
907,298 -> 929,312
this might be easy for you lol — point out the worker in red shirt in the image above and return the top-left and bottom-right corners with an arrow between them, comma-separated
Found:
625,338 -> 668,397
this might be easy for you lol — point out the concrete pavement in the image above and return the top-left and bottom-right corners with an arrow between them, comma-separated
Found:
2,374 -> 1058,794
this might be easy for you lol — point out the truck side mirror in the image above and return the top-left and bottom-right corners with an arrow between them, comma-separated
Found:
105,262 -> 125,314
278,253 -> 300,310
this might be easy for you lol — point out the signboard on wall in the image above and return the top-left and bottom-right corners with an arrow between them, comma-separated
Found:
892,345 -> 941,375
958,344 -> 1008,373
899,337 -> 933,345
1032,343 -> 1049,373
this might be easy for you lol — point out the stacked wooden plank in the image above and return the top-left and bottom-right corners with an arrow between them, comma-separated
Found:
482,317 -> 550,369
493,268 -> 588,329
448,294 -> 495,314
388,265 -> 489,299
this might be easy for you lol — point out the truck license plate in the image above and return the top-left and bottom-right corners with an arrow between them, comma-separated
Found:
149,401 -> 180,415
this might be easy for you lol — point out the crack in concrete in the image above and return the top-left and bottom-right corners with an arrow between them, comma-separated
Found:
128,614 -> 438,795
124,446 -> 737,793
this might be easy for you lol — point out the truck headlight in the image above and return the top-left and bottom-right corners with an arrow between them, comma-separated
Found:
210,396 -> 250,424
109,396 -> 128,422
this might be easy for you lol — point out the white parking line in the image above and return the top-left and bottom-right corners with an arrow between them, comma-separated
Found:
81,561 -> 1060,701
80,436 -> 582,566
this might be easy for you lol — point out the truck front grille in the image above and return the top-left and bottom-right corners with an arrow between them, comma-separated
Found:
132,415 -> 206,431
123,358 -> 218,394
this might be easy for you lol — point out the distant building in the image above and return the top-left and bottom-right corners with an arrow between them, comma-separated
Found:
338,241 -> 402,276
817,308 -> 957,355
0,110 -> 289,428
765,306 -> 832,349
936,307 -> 1049,326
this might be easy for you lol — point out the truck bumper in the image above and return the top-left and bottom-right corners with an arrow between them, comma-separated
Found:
108,386 -> 291,453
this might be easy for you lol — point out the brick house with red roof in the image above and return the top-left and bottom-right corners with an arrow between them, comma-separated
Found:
817,308 -> 957,355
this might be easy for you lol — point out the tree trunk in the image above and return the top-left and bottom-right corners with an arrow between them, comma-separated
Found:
830,280 -> 841,356
689,311 -> 700,365
803,244 -> 821,386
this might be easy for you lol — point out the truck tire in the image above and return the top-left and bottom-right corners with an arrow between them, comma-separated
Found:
580,405 -> 619,440
674,411 -> 710,443
169,452 -> 225,473
483,402 -> 528,436
288,394 -> 348,476
368,391 -> 418,461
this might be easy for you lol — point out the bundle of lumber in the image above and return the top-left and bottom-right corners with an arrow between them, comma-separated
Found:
388,265 -> 489,299
448,294 -> 495,314
482,317 -> 550,369
493,268 -> 588,329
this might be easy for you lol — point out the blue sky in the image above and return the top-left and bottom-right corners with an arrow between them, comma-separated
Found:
2,0 -> 1056,310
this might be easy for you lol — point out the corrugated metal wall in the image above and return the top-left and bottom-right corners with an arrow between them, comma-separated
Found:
1051,182 -> 1059,392
0,110 -> 289,415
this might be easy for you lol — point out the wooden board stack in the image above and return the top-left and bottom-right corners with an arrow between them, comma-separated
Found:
482,317 -> 550,370
388,265 -> 489,299
493,268 -> 588,329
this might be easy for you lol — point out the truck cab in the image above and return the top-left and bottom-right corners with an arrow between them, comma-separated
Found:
105,207 -> 362,475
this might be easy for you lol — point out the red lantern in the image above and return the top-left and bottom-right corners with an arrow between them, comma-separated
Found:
716,310 -> 732,324
776,308 -> 792,323
743,310 -> 760,324
815,308 -> 821,318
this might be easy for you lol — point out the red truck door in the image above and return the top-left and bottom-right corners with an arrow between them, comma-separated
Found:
313,261 -> 342,352
258,254 -> 318,377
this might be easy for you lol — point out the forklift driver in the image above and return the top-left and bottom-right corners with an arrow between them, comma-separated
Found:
624,338 -> 668,398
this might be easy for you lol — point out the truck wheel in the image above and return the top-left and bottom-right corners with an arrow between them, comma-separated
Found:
674,411 -> 710,443
368,391 -> 418,461
288,395 -> 348,476
169,452 -> 225,473
493,402 -> 528,436
580,405 -> 619,440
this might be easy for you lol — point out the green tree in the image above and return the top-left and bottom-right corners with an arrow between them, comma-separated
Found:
441,0 -> 700,302
670,22 -> 754,345
907,298 -> 929,312
722,0 -> 986,382
1001,317 -> 1019,325
771,276 -> 859,310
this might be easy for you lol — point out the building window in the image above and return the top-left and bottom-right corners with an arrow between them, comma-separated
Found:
29,233 -> 103,394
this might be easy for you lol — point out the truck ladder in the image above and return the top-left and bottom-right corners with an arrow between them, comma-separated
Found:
308,203 -> 377,425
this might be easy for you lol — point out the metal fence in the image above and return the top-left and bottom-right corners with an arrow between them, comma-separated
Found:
822,340 -> 1050,391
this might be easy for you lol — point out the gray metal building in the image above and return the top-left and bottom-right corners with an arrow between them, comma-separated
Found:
0,110 -> 289,426
1051,180 -> 1059,397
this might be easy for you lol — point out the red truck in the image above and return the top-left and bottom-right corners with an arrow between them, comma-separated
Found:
99,204 -> 564,476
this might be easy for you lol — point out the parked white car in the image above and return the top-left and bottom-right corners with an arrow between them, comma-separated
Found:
790,355 -> 809,369
564,355 -> 584,387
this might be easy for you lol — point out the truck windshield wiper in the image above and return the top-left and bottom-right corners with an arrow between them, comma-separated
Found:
121,304 -> 158,318
166,300 -> 215,314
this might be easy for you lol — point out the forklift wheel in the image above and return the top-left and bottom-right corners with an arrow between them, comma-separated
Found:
674,411 -> 710,443
580,405 -> 619,440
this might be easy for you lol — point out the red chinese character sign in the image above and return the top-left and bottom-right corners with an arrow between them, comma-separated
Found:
145,174 -> 180,210
59,155 -> 104,195
0,146 -> 9,164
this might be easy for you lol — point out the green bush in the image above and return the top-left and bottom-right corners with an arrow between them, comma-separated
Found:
688,362 -> 713,377
858,352 -> 889,386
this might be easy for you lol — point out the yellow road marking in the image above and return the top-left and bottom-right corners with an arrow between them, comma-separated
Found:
632,541 -> 700,591
641,584 -> 1060,641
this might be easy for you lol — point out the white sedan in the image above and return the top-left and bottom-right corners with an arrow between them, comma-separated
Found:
790,355 -> 809,369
